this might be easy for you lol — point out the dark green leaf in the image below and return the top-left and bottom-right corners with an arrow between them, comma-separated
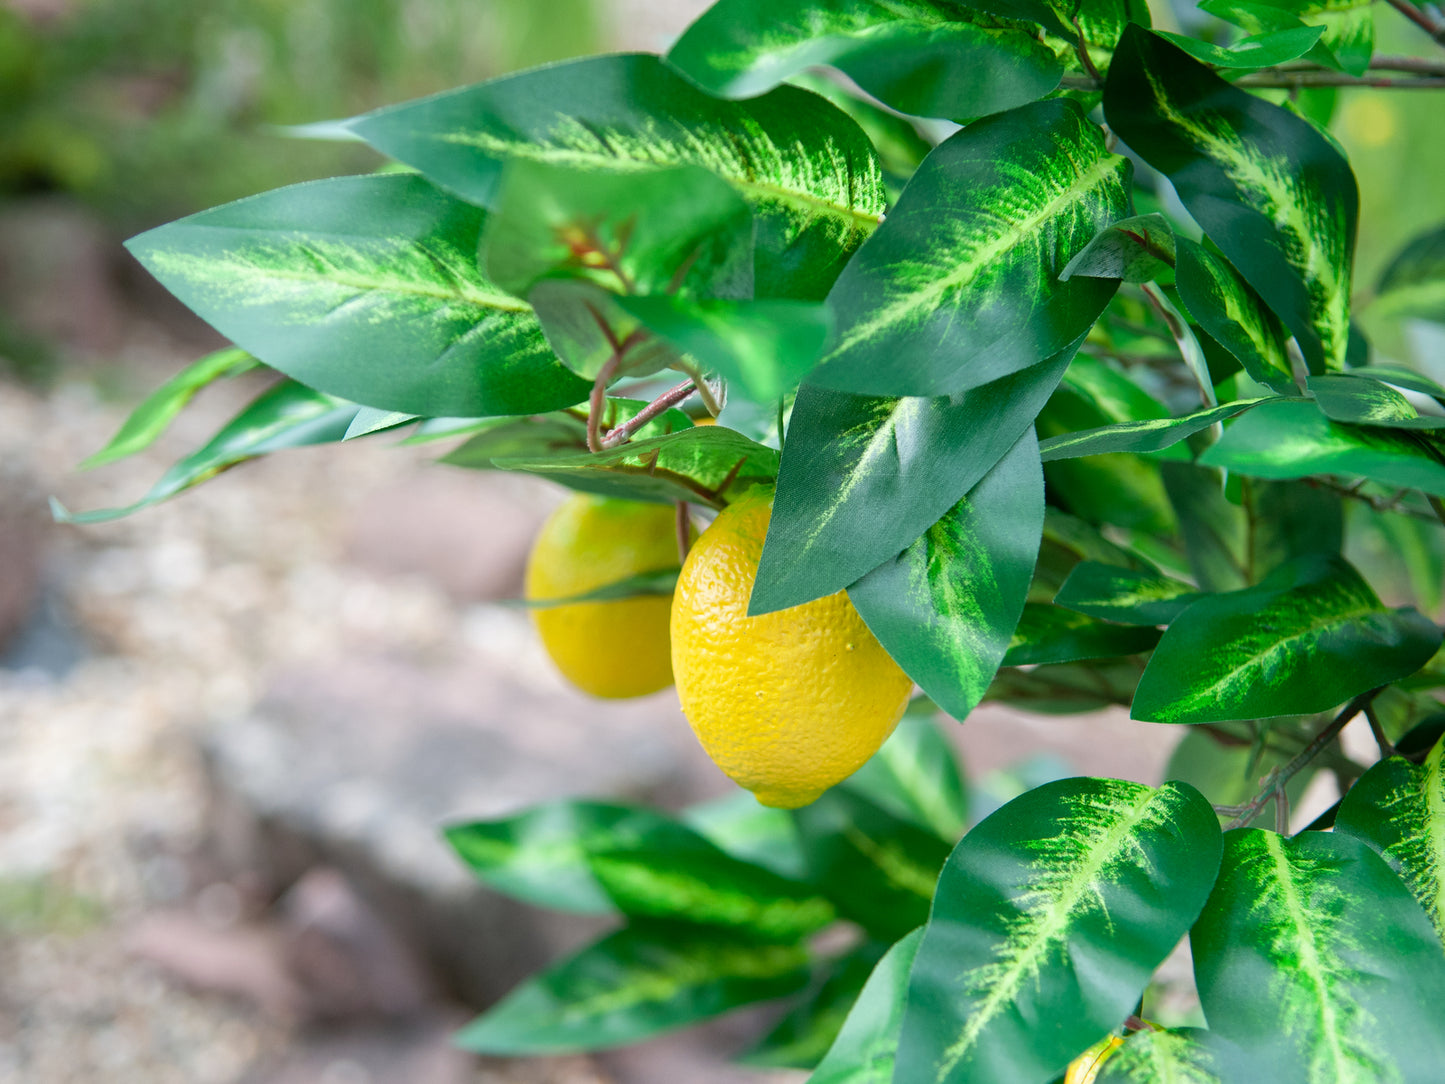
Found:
347,55 -> 885,300
616,296 -> 830,403
1094,1027 -> 1248,1084
445,801 -> 834,938
792,787 -> 951,941
667,0 -> 1065,121
808,929 -> 924,1084
848,428 -> 1043,724
896,778 -> 1221,1084
79,347 -> 259,469
681,790 -> 808,882
1054,563 -> 1201,626
1349,363 -> 1445,403
497,426 -> 778,509
455,923 -> 810,1054
1372,221 -> 1445,322
752,339 -> 1079,614
1037,400 -> 1268,461
125,175 -> 590,418
1104,27 -> 1358,373
1198,397 -> 1445,496
1154,24 -> 1324,68
1191,829 -> 1445,1082
1334,736 -> 1445,943
53,380 -> 360,525
845,707 -> 969,842
812,99 -> 1127,398
741,944 -> 882,1069
1308,373 -> 1445,429
1161,462 -> 1251,593
1133,553 -> 1441,724
1004,603 -> 1162,665
1059,213 -> 1176,284
985,659 -> 1140,714
1174,238 -> 1296,394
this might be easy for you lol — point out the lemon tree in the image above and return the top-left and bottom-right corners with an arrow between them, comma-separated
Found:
63,1 -> 1445,1080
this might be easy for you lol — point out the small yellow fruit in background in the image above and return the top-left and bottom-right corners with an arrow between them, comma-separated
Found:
1065,1035 -> 1124,1084
670,486 -> 913,808
525,492 -> 678,699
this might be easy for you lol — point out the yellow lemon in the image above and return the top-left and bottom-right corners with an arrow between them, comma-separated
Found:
670,486 -> 913,808
1065,1035 -> 1124,1084
525,492 -> 679,699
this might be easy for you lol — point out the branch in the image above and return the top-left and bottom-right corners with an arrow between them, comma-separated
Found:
675,500 -> 692,565
586,355 -> 622,453
1060,53 -> 1445,91
1385,0 -> 1445,47
599,377 -> 700,449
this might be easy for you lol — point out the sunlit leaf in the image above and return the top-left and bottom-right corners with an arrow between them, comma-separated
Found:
1307,373 -> 1445,429
1038,400 -> 1269,461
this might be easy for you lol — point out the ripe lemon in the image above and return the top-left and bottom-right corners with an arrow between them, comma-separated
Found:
1065,1035 -> 1124,1084
525,492 -> 679,699
670,486 -> 913,808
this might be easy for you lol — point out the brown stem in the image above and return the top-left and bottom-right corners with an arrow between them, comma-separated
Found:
1060,56 -> 1445,90
586,356 -> 622,453
1385,0 -> 1445,46
675,501 -> 692,565
1366,704 -> 1399,759
600,378 -> 700,449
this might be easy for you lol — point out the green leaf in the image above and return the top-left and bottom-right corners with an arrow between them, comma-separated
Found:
808,929 -> 923,1084
681,790 -> 808,882
439,399 -> 693,471
752,339 -> 1079,614
445,802 -> 835,939
1308,372 -> 1445,429
1104,27 -> 1358,373
1059,213 -> 1176,284
848,428 -> 1043,725
1132,553 -> 1441,724
1053,563 -> 1201,626
1349,363 -> 1445,403
497,426 -> 779,509
347,55 -> 886,300
1037,400 -> 1268,461
784,72 -> 933,194
742,944 -> 882,1069
504,568 -> 680,610
845,708 -> 969,842
455,923 -> 810,1054
52,380 -> 360,525
78,347 -> 259,469
666,0 -> 1066,121
1198,397 -> 1445,496
1371,221 -> 1445,323
1174,238 -> 1296,393
125,175 -> 591,418
895,778 -> 1222,1084
793,787 -> 952,941
1003,603 -> 1162,665
1334,736 -> 1445,943
1093,1027 -> 1247,1084
985,659 -> 1140,714
616,296 -> 831,403
1154,24 -> 1324,68
812,99 -> 1128,398
1191,829 -> 1445,1082
343,407 -> 417,440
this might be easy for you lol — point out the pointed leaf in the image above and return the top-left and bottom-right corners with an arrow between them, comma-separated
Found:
752,340 -> 1078,614
1308,372 -> 1445,429
346,55 -> 885,300
811,99 -> 1128,398
53,380 -> 360,525
1003,604 -> 1162,665
1053,563 -> 1201,626
1104,26 -> 1358,372
1037,400 -> 1268,461
1059,214 -> 1176,284
497,426 -> 778,509
445,802 -> 834,939
985,659 -> 1140,714
1094,1028 -> 1248,1084
807,928 -> 924,1084
343,407 -> 416,440
79,347 -> 259,469
1371,221 -> 1445,323
1155,24 -> 1324,68
125,175 -> 590,417
895,778 -> 1222,1084
844,708 -> 969,842
440,399 -> 693,471
1191,829 -> 1445,1083
455,923 -> 810,1054
1174,238 -> 1296,393
1334,736 -> 1445,943
1347,363 -> 1445,403
1133,553 -> 1441,724
1198,397 -> 1445,496
848,428 -> 1043,724
616,296 -> 831,403
666,0 -> 1066,121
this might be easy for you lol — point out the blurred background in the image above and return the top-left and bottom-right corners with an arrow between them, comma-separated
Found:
0,1 -> 1441,1082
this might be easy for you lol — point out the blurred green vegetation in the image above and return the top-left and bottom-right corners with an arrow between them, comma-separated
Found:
0,0 -> 599,228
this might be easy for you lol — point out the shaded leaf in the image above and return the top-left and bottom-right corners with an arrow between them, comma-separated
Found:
1308,372 -> 1445,429
1053,563 -> 1201,626
1059,213 -> 1176,284
440,399 -> 693,470
1155,24 -> 1324,68
808,929 -> 924,1084
845,707 -> 969,842
1133,553 -> 1441,724
1003,603 -> 1162,665
1037,400 -> 1268,461
682,790 -> 808,882
985,659 -> 1140,714
1174,238 -> 1296,393
895,778 -> 1221,1084
1372,220 -> 1445,323
742,944 -> 882,1069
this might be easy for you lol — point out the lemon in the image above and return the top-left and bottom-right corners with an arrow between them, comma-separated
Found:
525,492 -> 679,699
1065,1035 -> 1124,1084
670,486 -> 913,808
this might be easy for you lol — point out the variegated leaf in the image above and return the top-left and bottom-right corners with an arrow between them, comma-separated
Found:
1037,399 -> 1269,461
1104,27 -> 1358,373
1133,553 -> 1441,724
808,928 -> 924,1084
811,99 -> 1128,398
1371,220 -> 1445,323
1174,238 -> 1296,393
1335,736 -> 1445,944
125,174 -> 590,418
1307,373 -> 1445,429
750,339 -> 1078,614
666,0 -> 1066,121
1192,829 -> 1445,1084
1059,213 -> 1176,284
895,778 -> 1221,1084
846,707 -> 969,842
1200,0 -> 1373,75
1053,562 -> 1201,626
681,790 -> 808,881
1155,24 -> 1324,69
848,429 -> 1042,723
1093,1028 -> 1247,1084
1003,603 -> 1162,665
347,54 -> 885,300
